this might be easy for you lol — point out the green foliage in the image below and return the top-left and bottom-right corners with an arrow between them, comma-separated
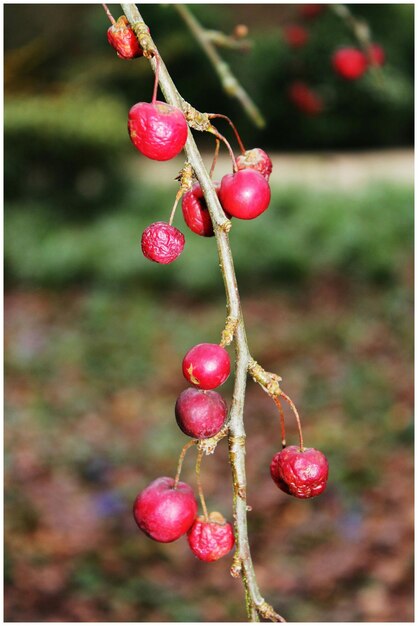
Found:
5,183 -> 413,291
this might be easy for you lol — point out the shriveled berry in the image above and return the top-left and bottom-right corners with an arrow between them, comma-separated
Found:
187,511 -> 235,562
128,101 -> 188,161
332,48 -> 367,80
182,182 -> 221,237
236,148 -> 272,180
175,388 -> 228,439
270,445 -> 329,499
219,169 -> 271,220
107,15 -> 144,59
283,24 -> 309,48
288,81 -> 324,116
133,476 -> 198,542
141,222 -> 185,264
183,343 -> 230,390
368,43 -> 385,66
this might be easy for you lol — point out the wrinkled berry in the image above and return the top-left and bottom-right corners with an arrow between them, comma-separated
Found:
332,48 -> 367,80
128,101 -> 188,161
141,222 -> 185,264
183,343 -> 230,390
236,148 -> 272,180
133,476 -> 197,542
187,511 -> 235,562
182,182 -> 221,237
107,15 -> 144,59
175,388 -> 228,439
270,445 -> 329,499
219,169 -> 271,220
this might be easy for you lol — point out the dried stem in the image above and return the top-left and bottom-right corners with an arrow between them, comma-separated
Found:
208,125 -> 238,172
272,396 -> 287,448
174,440 -> 197,488
173,4 -> 266,128
102,3 -> 116,25
209,138 -> 221,179
196,448 -> 209,521
208,113 -> 246,154
121,3 -> 284,621
280,392 -> 304,451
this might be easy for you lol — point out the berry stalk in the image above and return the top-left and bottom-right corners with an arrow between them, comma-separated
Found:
102,3 -> 116,25
174,439 -> 197,488
195,448 -> 209,521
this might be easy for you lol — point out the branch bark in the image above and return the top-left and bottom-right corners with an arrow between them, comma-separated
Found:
120,4 -> 284,621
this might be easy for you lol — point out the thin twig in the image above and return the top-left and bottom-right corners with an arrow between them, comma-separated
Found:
121,4 -> 284,621
174,4 -> 266,129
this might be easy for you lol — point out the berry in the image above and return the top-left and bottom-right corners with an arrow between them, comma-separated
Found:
368,43 -> 385,66
288,81 -> 324,116
187,511 -> 235,562
299,4 -> 326,20
183,343 -> 230,390
219,169 -> 271,220
182,182 -> 221,237
270,445 -> 329,499
332,48 -> 367,80
236,148 -> 272,180
107,15 -> 144,59
283,24 -> 309,48
141,221 -> 185,264
128,101 -> 188,161
133,476 -> 198,542
175,388 -> 228,439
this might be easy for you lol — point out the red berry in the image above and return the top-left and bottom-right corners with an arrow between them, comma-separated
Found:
219,169 -> 271,220
183,343 -> 230,390
182,182 -> 221,237
133,476 -> 198,542
175,388 -> 228,439
368,43 -> 385,66
299,4 -> 326,20
283,24 -> 309,48
187,511 -> 235,562
236,148 -> 272,180
332,48 -> 367,80
128,101 -> 188,161
288,81 -> 324,116
141,221 -> 185,264
270,445 -> 329,499
107,15 -> 144,59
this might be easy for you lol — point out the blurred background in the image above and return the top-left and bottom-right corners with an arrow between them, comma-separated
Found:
4,3 -> 413,622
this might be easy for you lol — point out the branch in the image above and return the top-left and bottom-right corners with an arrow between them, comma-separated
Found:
174,4 -> 266,129
120,4 -> 284,621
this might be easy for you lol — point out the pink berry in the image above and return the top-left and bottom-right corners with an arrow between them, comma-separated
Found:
128,101 -> 188,161
332,48 -> 367,80
133,476 -> 198,542
107,15 -> 144,59
236,148 -> 272,180
270,445 -> 329,499
175,388 -> 228,439
288,81 -> 324,116
182,182 -> 221,237
187,511 -> 235,562
219,169 -> 271,220
283,24 -> 309,48
141,221 -> 185,264
368,43 -> 385,66
182,343 -> 230,390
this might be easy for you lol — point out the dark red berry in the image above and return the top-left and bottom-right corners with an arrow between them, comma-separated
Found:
141,221 -> 185,264
270,445 -> 329,499
332,48 -> 367,80
288,81 -> 324,116
368,43 -> 385,66
187,511 -> 235,562
128,101 -> 188,161
183,343 -> 230,390
299,4 -> 326,20
182,182 -> 221,237
236,148 -> 272,180
107,15 -> 144,59
283,24 -> 309,48
219,169 -> 271,220
175,388 -> 228,439
133,476 -> 198,542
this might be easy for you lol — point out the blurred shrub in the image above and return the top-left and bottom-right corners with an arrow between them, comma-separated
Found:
5,183 -> 413,292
